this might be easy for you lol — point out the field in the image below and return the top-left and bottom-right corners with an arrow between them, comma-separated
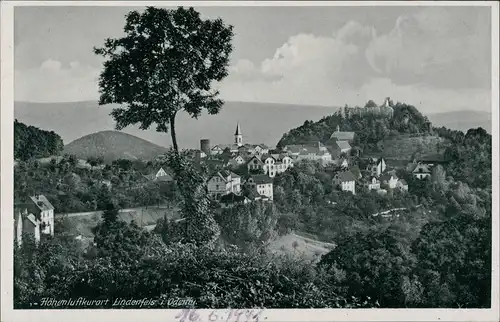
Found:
268,232 -> 335,263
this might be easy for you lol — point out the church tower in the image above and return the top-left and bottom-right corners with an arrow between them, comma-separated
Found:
234,122 -> 243,146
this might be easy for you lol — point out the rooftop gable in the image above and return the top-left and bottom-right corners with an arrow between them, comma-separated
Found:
246,174 -> 273,185
335,171 -> 356,182
30,195 -> 54,211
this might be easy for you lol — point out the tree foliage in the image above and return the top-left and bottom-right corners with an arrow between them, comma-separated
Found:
94,7 -> 234,151
14,120 -> 64,161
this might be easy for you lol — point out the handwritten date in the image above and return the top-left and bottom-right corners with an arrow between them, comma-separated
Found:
175,308 -> 265,322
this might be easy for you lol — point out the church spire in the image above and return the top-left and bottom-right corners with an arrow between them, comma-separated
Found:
234,122 -> 243,146
235,122 -> 241,136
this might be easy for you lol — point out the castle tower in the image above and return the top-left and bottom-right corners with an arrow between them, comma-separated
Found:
382,97 -> 394,118
234,122 -> 243,146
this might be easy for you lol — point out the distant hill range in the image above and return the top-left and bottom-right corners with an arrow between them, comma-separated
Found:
15,100 -> 491,152
14,101 -> 340,149
427,110 -> 491,134
63,131 -> 168,163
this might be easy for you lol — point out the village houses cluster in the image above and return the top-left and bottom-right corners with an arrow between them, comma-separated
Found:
191,98 -> 437,206
14,97 -> 439,244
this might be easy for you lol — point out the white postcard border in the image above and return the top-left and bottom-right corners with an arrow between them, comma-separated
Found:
1,1 -> 499,322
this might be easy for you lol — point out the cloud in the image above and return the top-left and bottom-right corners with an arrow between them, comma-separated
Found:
15,59 -> 99,102
365,7 -> 491,89
218,7 -> 491,113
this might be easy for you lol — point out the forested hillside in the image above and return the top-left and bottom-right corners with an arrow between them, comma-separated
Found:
14,119 -> 64,161
277,102 -> 433,153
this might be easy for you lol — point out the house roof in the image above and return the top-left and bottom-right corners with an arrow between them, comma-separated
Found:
380,173 -> 398,182
143,174 -> 156,181
350,165 -> 361,176
247,155 -> 264,165
218,144 -> 240,151
330,131 -> 355,141
30,195 -> 54,211
335,171 -> 356,182
297,145 -> 325,156
246,174 -> 273,185
261,153 -> 276,161
26,213 -> 39,226
204,158 -> 228,166
335,140 -> 352,150
213,170 -> 240,180
413,163 -> 431,173
367,157 -> 386,165
400,179 -> 408,185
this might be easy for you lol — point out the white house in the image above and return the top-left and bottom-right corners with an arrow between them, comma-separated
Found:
262,155 -> 278,178
244,174 -> 274,200
210,145 -> 224,155
365,176 -> 381,191
143,167 -> 175,183
228,154 -> 247,168
380,173 -> 399,189
396,179 -> 409,191
291,142 -> 332,165
337,158 -> 349,169
412,163 -> 431,180
333,171 -> 356,195
247,155 -> 265,172
207,170 -> 241,199
29,195 -> 55,236
253,144 -> 269,156
155,167 -> 174,181
272,154 -> 294,175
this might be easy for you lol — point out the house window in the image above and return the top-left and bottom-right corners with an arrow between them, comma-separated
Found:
216,185 -> 220,190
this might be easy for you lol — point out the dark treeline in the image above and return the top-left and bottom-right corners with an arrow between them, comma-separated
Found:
14,119 -> 64,161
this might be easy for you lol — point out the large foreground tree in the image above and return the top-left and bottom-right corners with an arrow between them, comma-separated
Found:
94,6 -> 234,151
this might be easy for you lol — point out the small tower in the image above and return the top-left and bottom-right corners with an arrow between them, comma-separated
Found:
336,125 -> 340,132
234,122 -> 243,146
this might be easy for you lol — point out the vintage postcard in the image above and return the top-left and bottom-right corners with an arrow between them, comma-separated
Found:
1,1 -> 499,322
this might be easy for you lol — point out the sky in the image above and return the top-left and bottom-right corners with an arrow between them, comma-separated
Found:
14,5 -> 493,114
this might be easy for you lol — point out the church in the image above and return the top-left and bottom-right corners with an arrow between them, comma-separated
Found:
207,123 -> 269,156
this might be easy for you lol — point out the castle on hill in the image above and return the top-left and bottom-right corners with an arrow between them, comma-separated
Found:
344,97 -> 394,119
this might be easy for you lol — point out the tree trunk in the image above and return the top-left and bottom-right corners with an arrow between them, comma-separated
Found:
169,112 -> 178,152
